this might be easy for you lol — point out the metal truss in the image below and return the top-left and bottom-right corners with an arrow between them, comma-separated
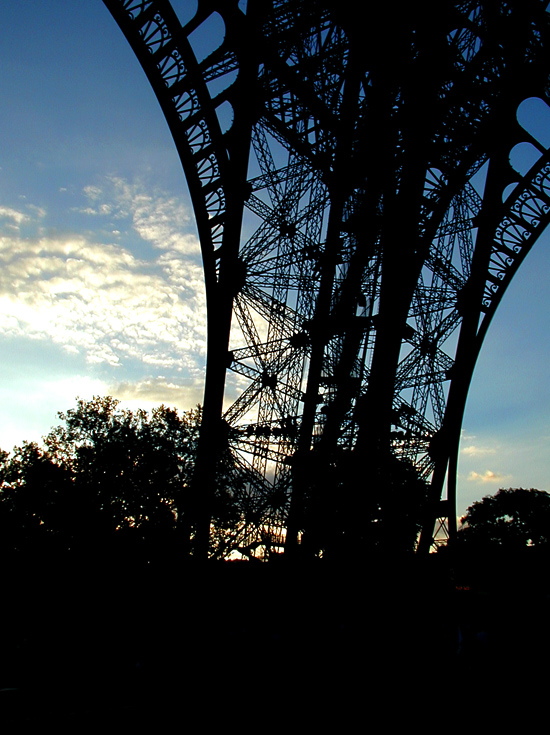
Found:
104,0 -> 550,558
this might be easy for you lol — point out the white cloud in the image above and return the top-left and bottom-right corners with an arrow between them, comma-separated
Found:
110,376 -> 205,411
27,205 -> 46,220
82,185 -> 103,200
467,470 -> 509,483
0,206 -> 30,229
0,179 -> 207,375
79,175 -> 199,256
0,176 -> 211,451
461,444 -> 496,457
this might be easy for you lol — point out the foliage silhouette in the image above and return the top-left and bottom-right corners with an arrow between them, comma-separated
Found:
457,487 -> 550,551
0,396 -> 432,561
0,397 -> 239,560
300,447 -> 429,559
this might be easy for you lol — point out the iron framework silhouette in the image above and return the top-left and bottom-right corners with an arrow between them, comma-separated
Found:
104,0 -> 550,558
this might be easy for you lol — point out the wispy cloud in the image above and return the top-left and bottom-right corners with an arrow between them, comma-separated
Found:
78,175 -> 199,256
461,444 -> 496,457
0,206 -> 31,230
467,470 -> 510,483
110,377 -> 204,409
0,178 -> 206,378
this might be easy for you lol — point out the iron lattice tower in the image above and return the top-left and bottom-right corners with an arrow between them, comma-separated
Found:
104,0 -> 550,558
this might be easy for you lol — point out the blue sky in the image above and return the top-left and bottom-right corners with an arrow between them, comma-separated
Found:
0,1 -> 207,441
1,1 -> 549,518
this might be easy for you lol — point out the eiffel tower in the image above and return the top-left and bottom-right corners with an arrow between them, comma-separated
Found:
104,0 -> 550,558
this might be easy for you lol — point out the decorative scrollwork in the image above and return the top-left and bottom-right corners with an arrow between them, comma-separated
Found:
512,189 -> 550,228
494,217 -> 530,252
195,155 -> 220,188
534,164 -> 550,199
186,121 -> 211,155
122,0 -> 153,19
158,49 -> 186,88
173,87 -> 199,122
204,187 -> 225,221
140,14 -> 171,55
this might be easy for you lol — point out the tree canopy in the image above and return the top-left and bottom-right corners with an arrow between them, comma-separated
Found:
457,487 -> 550,551
0,397 -> 239,560
0,396 -> 432,562
299,446 -> 429,559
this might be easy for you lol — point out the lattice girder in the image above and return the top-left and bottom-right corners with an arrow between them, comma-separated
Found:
104,0 -> 550,557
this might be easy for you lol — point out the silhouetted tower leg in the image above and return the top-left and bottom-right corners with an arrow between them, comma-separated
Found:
105,0 -> 550,558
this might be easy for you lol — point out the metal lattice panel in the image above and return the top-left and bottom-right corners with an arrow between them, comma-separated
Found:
104,0 -> 550,557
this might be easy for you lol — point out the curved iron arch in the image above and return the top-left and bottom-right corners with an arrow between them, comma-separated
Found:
103,0 -> 550,557
422,116 -> 550,549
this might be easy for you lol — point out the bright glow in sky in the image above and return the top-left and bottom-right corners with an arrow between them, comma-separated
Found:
1,1 -> 549,518
0,1 -> 207,446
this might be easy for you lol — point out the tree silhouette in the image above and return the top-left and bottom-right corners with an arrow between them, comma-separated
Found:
0,397 -> 239,559
457,488 -> 550,551
0,442 -> 74,553
0,396 -> 432,561
300,447 -> 429,559
45,397 -> 200,537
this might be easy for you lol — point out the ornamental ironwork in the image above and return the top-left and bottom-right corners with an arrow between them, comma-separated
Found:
104,0 -> 550,558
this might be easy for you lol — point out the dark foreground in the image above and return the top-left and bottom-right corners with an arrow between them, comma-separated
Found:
1,552 -> 549,726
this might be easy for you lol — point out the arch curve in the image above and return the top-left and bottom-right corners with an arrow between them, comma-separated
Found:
104,0 -> 550,558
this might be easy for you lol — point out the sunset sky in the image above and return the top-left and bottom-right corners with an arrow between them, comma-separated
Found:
1,0 -> 550,517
